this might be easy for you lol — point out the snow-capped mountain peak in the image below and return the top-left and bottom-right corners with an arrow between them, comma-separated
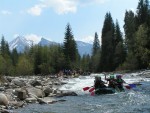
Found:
9,36 -> 33,52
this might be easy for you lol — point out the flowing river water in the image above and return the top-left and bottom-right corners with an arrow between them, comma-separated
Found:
14,71 -> 150,113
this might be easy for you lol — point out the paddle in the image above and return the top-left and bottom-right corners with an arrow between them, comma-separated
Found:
124,85 -> 131,89
124,84 -> 136,89
128,84 -> 136,88
89,87 -> 95,92
90,91 -> 95,96
83,87 -> 90,91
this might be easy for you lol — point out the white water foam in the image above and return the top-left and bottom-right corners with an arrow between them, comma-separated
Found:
59,71 -> 150,95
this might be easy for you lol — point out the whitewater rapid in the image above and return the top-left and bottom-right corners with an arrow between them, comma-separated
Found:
59,71 -> 150,95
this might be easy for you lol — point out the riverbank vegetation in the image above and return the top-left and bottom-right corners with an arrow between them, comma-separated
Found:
0,0 -> 150,76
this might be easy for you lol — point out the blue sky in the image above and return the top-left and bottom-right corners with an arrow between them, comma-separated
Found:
0,0 -> 139,44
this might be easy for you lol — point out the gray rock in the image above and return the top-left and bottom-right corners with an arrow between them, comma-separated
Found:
43,86 -> 53,97
11,79 -> 26,87
16,90 -> 27,100
27,87 -> 45,98
30,80 -> 42,87
0,93 -> 9,106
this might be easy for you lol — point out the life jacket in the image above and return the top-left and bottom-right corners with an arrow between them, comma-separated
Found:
107,79 -> 116,88
116,78 -> 123,84
116,78 -> 124,90
94,79 -> 106,89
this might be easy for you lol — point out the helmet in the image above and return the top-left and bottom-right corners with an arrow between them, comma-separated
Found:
95,76 -> 101,80
116,75 -> 122,78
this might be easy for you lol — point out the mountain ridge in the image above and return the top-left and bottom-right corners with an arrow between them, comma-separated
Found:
9,36 -> 92,56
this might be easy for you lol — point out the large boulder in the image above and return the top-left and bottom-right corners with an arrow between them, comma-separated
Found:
27,87 -> 45,98
43,86 -> 53,97
14,89 -> 27,100
30,80 -> 42,87
11,79 -> 26,87
0,93 -> 9,106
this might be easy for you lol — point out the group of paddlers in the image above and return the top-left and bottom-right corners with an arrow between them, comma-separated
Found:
94,74 -> 126,91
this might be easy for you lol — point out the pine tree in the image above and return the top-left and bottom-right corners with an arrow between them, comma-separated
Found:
114,20 -> 126,69
63,23 -> 79,69
114,20 -> 123,46
92,32 -> 100,55
124,10 -> 136,53
0,35 -> 10,57
91,32 -> 101,72
123,10 -> 139,70
99,12 -> 115,72
136,0 -> 150,26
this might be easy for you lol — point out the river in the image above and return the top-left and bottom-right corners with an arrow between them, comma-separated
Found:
14,71 -> 150,113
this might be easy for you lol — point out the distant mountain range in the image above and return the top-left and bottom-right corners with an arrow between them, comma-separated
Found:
9,36 -> 93,56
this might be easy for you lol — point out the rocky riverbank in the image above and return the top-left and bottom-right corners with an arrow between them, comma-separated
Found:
0,70 -> 150,113
0,75 -> 78,113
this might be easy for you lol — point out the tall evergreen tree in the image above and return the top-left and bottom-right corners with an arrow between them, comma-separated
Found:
124,10 -> 136,53
136,0 -> 150,26
63,23 -> 79,69
91,32 -> 101,72
92,32 -> 100,55
123,10 -> 139,70
114,20 -> 126,69
114,20 -> 123,46
99,12 -> 115,72
0,35 -> 10,57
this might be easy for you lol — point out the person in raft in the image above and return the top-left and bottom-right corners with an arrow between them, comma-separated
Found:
94,76 -> 106,90
105,74 -> 117,89
116,75 -> 126,91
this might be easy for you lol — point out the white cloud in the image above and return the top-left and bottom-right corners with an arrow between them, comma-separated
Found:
27,4 -> 46,16
43,0 -> 77,14
1,10 -> 12,15
27,0 -> 77,16
24,34 -> 42,44
27,0 -> 108,16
